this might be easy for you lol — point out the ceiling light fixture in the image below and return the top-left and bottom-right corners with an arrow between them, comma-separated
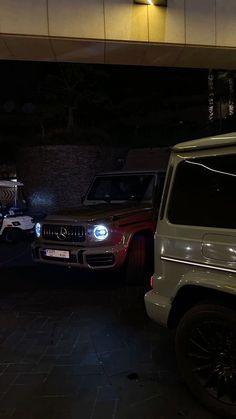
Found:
134,0 -> 167,6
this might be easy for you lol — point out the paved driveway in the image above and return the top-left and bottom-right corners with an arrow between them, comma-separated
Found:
0,241 -> 217,419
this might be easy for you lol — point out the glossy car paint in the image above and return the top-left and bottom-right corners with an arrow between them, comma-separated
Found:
145,133 -> 236,326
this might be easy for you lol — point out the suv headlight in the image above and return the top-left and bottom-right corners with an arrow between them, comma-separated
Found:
93,225 -> 108,240
88,224 -> 109,242
35,222 -> 41,238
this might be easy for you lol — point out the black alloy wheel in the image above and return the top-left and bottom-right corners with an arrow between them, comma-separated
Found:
2,228 -> 22,244
175,304 -> 236,418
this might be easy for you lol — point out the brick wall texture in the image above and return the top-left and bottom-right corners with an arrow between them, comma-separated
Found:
16,145 -> 127,216
16,145 -> 169,217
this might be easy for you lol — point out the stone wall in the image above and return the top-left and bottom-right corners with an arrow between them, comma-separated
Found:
16,145 -> 169,217
124,147 -> 170,171
16,145 -> 127,216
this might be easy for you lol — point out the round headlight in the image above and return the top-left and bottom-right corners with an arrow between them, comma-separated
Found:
35,222 -> 41,238
93,225 -> 108,241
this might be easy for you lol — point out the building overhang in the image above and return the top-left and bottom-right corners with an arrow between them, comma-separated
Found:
1,34 -> 236,70
0,0 -> 235,69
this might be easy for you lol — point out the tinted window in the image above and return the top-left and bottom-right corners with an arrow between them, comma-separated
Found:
168,154 -> 236,228
0,187 -> 26,211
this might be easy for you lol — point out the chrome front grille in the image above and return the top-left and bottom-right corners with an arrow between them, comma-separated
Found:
42,224 -> 85,243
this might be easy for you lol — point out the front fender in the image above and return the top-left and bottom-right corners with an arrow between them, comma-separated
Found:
122,223 -> 154,248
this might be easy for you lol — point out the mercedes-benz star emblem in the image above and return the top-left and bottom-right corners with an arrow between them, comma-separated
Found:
57,226 -> 68,240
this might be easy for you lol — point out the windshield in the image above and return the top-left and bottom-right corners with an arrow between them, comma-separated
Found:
87,174 -> 155,203
0,186 -> 27,214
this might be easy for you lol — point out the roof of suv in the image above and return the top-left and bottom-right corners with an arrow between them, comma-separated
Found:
96,170 -> 165,176
173,132 -> 236,152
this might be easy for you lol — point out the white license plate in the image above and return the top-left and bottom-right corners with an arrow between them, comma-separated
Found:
45,249 -> 70,259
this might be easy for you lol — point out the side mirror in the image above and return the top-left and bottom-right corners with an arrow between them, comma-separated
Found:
81,195 -> 85,204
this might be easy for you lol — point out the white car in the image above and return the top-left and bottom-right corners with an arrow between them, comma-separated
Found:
145,132 -> 236,418
0,180 -> 35,243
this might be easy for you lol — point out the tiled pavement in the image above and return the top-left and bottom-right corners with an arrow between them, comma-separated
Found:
0,242 -> 218,419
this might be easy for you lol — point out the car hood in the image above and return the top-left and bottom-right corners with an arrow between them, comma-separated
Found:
44,202 -> 153,223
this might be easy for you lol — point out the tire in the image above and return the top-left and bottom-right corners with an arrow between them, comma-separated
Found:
125,234 -> 153,285
175,303 -> 236,418
2,228 -> 22,244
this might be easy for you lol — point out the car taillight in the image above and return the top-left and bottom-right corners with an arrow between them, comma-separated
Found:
150,275 -> 154,288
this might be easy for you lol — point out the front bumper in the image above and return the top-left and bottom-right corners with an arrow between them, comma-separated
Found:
31,241 -> 128,270
144,289 -> 172,327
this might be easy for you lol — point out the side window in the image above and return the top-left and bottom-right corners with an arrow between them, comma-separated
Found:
168,154 -> 236,229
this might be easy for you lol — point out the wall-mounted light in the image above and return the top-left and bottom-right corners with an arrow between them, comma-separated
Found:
134,0 -> 167,6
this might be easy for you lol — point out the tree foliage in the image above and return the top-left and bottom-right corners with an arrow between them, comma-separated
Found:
35,63 -> 112,140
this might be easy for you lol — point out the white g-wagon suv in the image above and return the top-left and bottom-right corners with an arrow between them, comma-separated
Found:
145,132 -> 236,418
